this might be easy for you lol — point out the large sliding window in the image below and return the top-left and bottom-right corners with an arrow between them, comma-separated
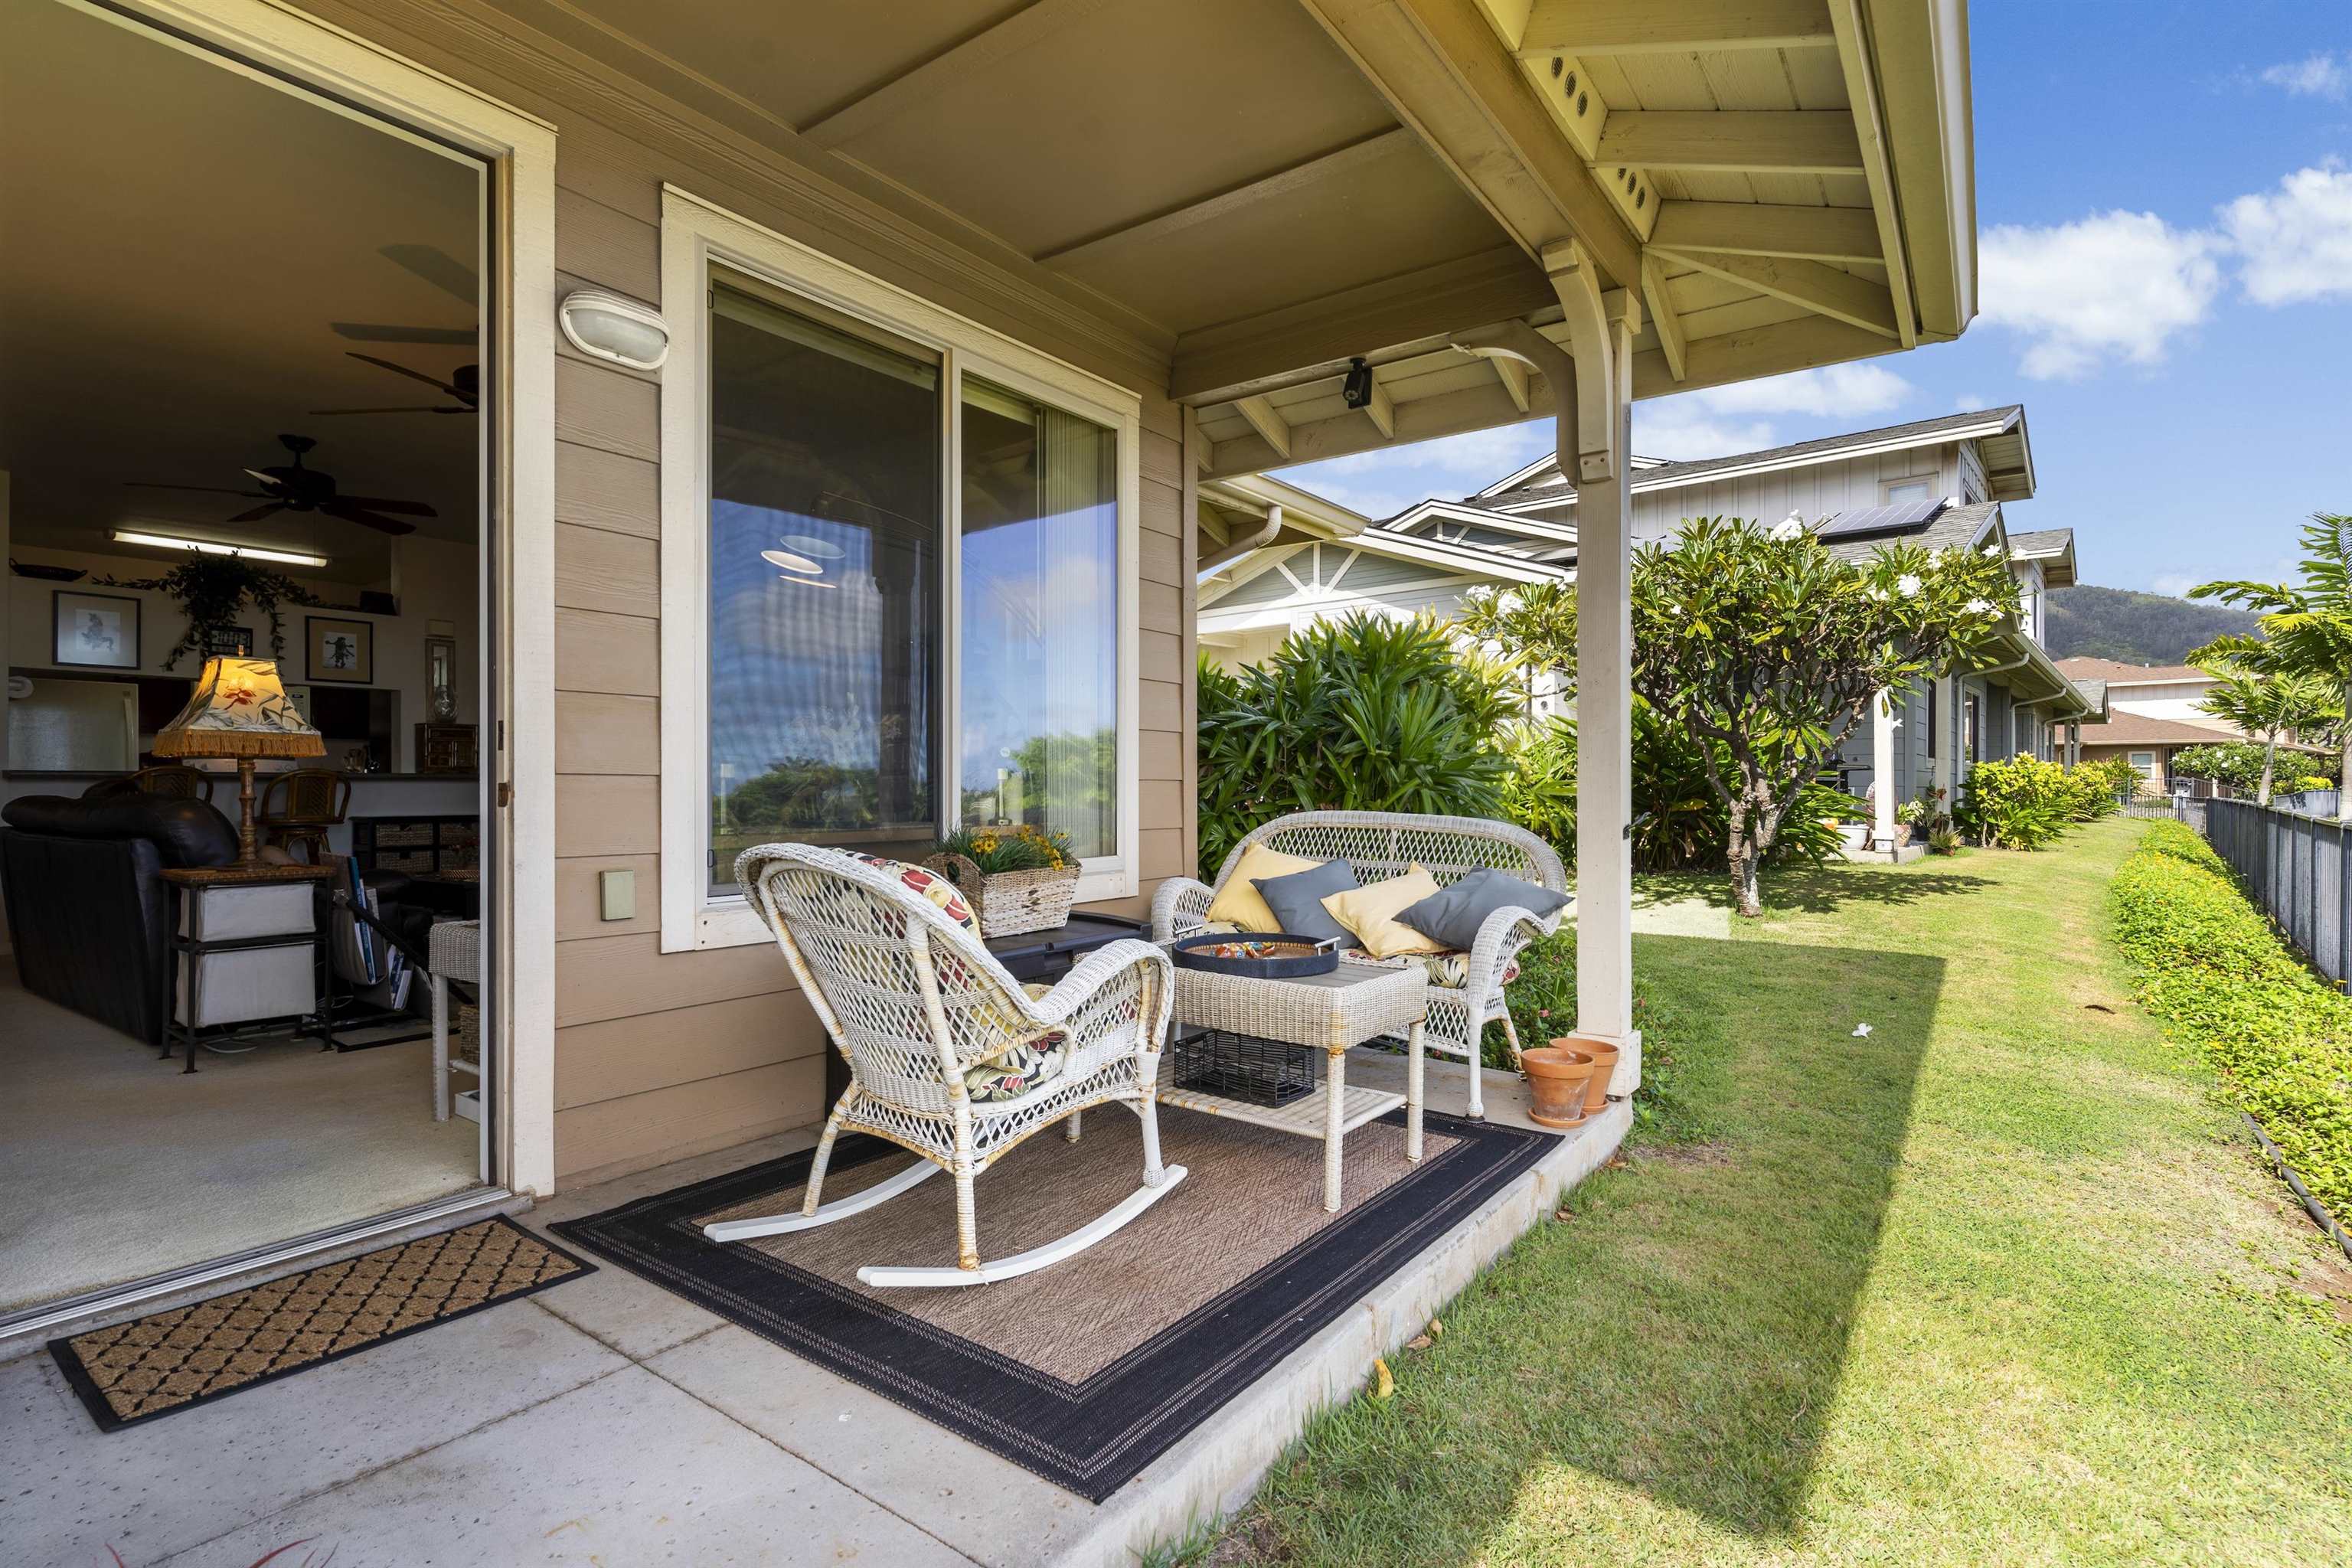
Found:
662,191 -> 1140,951
706,286 -> 942,892
959,377 -> 1119,860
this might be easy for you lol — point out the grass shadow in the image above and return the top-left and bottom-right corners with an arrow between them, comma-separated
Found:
1245,931 -> 1944,1557
1629,862 -> 1995,915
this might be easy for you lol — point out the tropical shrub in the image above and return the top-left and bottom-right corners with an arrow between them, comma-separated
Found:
2110,824 -> 2352,1224
1501,703 -> 1846,871
1195,613 -> 1514,877
1954,756 -> 2076,848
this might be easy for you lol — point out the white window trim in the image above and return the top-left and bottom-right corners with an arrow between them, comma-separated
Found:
658,187 -> 1142,952
1880,475 -> 1937,503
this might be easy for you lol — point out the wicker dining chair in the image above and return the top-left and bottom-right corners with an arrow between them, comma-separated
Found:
714,843 -> 1186,1287
257,767 -> 350,864
1152,810 -> 1569,1119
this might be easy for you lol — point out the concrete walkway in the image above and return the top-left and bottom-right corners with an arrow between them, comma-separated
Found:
4,1053 -> 1624,1567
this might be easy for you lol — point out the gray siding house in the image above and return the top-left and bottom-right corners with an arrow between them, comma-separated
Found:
1207,407 -> 2101,826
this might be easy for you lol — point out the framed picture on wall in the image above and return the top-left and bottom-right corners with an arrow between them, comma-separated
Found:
305,616 -> 374,684
52,590 -> 141,669
202,625 -> 255,657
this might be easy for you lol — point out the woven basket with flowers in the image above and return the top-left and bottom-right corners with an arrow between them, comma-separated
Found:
924,825 -> 1082,937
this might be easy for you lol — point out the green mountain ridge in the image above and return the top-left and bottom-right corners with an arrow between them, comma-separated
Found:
2044,584 -> 2261,665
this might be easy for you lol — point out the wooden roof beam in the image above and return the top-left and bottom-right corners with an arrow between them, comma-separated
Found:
1648,201 -> 1883,263
1653,247 -> 1899,339
1598,111 -> 1864,175
799,0 -> 1113,150
1232,395 -> 1293,460
1167,243 -> 1555,404
1035,129 -> 1416,268
1639,253 -> 1687,381
1517,0 -> 1834,57
1295,0 -> 1645,287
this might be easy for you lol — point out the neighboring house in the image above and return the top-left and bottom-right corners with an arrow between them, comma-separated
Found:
1208,407 -> 2103,817
2055,656 -> 2319,791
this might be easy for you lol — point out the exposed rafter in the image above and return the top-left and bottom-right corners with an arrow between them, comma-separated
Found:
1596,111 -> 1864,175
1517,0 -> 1833,57
1232,395 -> 1292,459
799,0 -> 1113,150
1361,373 -> 1396,437
1655,247 -> 1898,339
1638,253 -> 1687,382
1824,0 -> 1920,347
1036,129 -> 1417,268
1490,350 -> 1530,412
1648,201 -> 1882,263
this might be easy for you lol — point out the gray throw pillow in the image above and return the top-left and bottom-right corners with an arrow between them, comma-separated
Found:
1251,858 -> 1360,944
1396,867 -> 1568,952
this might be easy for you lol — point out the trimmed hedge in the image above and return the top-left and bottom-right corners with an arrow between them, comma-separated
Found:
2109,821 -> 2352,1223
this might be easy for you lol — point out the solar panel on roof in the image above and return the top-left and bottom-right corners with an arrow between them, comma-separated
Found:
1815,498 -> 1945,541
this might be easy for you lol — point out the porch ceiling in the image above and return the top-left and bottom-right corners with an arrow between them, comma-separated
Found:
515,0 -> 1974,487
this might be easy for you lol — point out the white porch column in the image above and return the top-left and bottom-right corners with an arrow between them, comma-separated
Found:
1872,687 -> 1898,854
1553,243 -> 1641,1096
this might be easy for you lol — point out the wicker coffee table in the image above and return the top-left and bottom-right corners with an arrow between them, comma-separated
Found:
1157,961 -> 1429,1211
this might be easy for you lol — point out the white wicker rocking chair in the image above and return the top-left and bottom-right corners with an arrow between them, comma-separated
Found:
1152,811 -> 1569,1119
707,844 -> 1186,1288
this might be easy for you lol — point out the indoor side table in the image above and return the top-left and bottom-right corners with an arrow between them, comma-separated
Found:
159,863 -> 338,1073
1157,961 -> 1429,1211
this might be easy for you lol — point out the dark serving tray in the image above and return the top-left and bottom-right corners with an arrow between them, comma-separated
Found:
1169,932 -> 1341,978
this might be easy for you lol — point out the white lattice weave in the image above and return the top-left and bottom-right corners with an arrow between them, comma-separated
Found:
1171,963 -> 1427,1057
733,844 -> 1176,1269
1152,811 -> 1569,1118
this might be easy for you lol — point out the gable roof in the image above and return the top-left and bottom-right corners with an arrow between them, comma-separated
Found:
2073,710 -> 2251,747
2007,526 -> 2076,588
1818,499 -> 2002,564
1475,405 -> 2033,512
2055,657 -> 2210,683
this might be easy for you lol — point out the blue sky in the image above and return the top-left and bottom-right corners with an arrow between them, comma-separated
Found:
1275,5 -> 2352,597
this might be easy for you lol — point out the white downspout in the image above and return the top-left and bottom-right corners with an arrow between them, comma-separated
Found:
1199,504 -> 1282,574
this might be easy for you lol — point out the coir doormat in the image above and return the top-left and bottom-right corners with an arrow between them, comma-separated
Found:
553,1108 -> 1550,1501
50,1217 -> 593,1431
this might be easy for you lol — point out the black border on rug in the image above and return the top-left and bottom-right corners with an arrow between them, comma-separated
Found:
49,1216 -> 598,1433
551,1110 -> 1552,1502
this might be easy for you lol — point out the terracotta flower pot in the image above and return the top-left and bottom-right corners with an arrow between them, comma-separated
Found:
1520,1045 -> 1596,1130
1553,1035 -> 1619,1116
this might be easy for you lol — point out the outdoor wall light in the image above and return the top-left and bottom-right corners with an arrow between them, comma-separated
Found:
1341,357 -> 1375,410
559,289 -> 668,371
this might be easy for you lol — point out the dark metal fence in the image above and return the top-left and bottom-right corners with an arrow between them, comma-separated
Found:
2122,794 -> 2207,832
2206,798 -> 2352,987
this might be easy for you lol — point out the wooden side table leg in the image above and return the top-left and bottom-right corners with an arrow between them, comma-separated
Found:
1323,1046 -> 1346,1213
1406,1019 -> 1425,1163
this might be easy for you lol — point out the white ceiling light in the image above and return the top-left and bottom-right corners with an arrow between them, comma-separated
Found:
760,547 -> 822,576
779,533 -> 844,560
113,530 -> 328,568
559,289 -> 668,371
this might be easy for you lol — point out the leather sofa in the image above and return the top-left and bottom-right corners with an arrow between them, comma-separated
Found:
1,792 -> 238,1045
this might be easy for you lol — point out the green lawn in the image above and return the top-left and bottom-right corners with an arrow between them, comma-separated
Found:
1203,821 -> 2352,1567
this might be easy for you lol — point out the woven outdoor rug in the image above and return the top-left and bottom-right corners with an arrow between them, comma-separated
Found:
49,1217 -> 593,1432
554,1106 -> 1550,1501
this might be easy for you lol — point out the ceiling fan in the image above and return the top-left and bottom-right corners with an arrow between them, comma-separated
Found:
311,353 -> 479,417
125,433 -> 436,537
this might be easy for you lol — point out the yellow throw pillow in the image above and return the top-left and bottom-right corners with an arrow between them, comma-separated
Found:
1204,844 -> 1327,932
1321,865 -> 1449,959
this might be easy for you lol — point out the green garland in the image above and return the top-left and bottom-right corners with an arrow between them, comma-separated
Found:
92,554 -> 318,671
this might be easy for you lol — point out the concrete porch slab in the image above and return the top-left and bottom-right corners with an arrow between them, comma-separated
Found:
2,1054 -> 1623,1567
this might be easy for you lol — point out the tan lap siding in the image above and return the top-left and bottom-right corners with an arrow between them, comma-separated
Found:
285,1 -> 1195,1184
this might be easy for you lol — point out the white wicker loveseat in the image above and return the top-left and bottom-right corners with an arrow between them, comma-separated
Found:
1152,811 -> 1570,1119
708,844 -> 1186,1287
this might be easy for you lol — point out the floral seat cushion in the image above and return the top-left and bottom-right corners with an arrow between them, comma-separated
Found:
964,981 -> 1068,1102
845,851 -> 978,934
1341,948 -> 1522,992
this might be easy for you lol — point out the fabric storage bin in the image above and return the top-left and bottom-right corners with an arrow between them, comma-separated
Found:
177,881 -> 314,942
176,942 -> 314,1027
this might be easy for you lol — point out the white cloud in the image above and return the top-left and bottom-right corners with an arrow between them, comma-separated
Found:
1954,392 -> 1987,412
1630,406 -> 1777,463
1274,420 -> 1554,517
1671,362 -> 1913,419
2151,573 -> 2199,599
2222,163 -> 2352,304
1979,210 -> 2223,379
2260,53 -> 2348,100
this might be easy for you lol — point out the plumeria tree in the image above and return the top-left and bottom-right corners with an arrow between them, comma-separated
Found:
2187,650 -> 2341,806
1628,517 -> 2020,917
2190,514 -> 2352,822
1456,578 -> 1576,713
